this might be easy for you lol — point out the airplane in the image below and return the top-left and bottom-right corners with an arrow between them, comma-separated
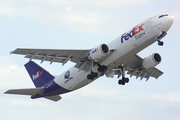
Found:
4,13 -> 174,101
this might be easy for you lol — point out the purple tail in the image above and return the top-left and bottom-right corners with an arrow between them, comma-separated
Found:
24,61 -> 55,87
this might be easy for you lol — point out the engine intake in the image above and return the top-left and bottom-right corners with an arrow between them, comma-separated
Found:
141,53 -> 161,70
88,44 -> 110,61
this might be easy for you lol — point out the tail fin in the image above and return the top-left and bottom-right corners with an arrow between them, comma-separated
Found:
24,61 -> 54,87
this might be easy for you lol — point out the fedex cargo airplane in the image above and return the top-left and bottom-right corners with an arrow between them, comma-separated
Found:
4,14 -> 174,101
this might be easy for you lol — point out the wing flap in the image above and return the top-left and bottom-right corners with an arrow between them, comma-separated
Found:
4,88 -> 44,95
127,67 -> 163,80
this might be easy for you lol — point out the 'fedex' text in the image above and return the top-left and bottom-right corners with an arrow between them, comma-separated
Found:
121,23 -> 145,43
92,48 -> 99,54
32,71 -> 43,81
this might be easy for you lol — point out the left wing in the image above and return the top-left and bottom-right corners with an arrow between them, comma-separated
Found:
112,54 -> 163,80
11,48 -> 90,65
11,48 -> 115,72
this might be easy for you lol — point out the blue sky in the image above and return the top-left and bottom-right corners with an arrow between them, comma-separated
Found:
0,0 -> 180,120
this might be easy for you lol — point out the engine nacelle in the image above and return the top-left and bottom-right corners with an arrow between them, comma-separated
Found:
141,53 -> 161,70
88,44 -> 110,61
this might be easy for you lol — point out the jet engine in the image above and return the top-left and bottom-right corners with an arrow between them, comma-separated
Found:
88,44 -> 110,61
141,53 -> 161,70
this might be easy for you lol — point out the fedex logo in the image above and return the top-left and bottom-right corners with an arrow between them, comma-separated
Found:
121,23 -> 145,43
92,48 -> 99,54
32,71 -> 43,81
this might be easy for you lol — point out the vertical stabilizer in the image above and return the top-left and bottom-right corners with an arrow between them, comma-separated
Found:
24,61 -> 54,87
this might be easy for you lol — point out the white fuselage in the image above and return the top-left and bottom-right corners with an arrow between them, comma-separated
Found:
54,14 -> 174,92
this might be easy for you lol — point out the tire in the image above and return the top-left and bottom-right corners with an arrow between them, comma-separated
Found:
87,74 -> 94,80
118,80 -> 122,85
125,78 -> 129,83
93,72 -> 98,78
87,74 -> 91,79
121,80 -> 125,85
158,41 -> 164,46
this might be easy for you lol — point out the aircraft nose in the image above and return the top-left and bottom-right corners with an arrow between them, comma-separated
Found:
162,16 -> 174,32
169,16 -> 174,24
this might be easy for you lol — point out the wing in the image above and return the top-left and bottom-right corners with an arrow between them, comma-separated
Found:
11,48 -> 115,72
113,54 -> 163,80
11,48 -> 90,65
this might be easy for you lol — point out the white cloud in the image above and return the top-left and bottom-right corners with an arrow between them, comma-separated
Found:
86,0 -> 150,9
0,56 -> 57,91
0,56 -> 33,89
151,91 -> 180,103
26,0 -> 150,9
0,1 -> 18,17
0,0 -> 150,33
28,0 -> 68,6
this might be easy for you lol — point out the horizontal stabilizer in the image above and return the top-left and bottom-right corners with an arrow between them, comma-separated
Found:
43,95 -> 62,102
4,88 -> 44,96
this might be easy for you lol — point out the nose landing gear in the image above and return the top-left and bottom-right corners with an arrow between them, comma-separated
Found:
155,31 -> 167,46
158,40 -> 164,46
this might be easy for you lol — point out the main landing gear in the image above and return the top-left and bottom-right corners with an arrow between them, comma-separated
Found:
87,62 -> 108,80
118,64 -> 129,85
87,71 -> 98,80
87,61 -> 98,80
118,77 -> 129,85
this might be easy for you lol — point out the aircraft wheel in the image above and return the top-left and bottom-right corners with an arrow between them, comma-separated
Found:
87,74 -> 94,80
125,78 -> 129,83
158,41 -> 164,46
118,80 -> 122,85
118,80 -> 125,85
87,72 -> 98,80
122,80 -> 125,85
87,74 -> 91,79
92,72 -> 98,78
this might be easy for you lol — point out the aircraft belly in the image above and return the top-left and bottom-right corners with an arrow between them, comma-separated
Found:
70,79 -> 91,91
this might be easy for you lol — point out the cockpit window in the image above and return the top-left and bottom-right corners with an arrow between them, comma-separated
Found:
159,14 -> 169,18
